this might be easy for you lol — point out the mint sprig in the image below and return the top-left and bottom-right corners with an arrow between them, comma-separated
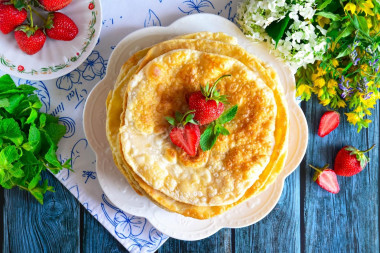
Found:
165,110 -> 197,126
0,74 -> 70,204
200,105 -> 238,151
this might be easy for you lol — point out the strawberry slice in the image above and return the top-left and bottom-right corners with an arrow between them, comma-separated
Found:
166,111 -> 200,156
310,164 -> 340,194
318,111 -> 340,137
170,123 -> 200,156
188,75 -> 230,125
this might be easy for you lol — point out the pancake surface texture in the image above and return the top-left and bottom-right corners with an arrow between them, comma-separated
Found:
106,32 -> 289,219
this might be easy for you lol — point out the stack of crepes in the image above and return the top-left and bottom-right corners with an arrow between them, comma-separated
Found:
106,32 -> 289,219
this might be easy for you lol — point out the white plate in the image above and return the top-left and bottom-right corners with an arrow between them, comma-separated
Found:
0,0 -> 102,80
83,13 -> 308,241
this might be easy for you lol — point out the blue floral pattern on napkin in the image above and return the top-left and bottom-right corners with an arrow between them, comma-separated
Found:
0,1 -> 238,252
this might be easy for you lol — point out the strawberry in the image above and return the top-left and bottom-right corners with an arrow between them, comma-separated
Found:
166,111 -> 200,156
45,12 -> 78,41
0,2 -> 27,34
188,75 -> 230,125
310,164 -> 340,194
318,111 -> 340,137
14,25 -> 46,55
36,0 -> 72,11
334,144 -> 375,177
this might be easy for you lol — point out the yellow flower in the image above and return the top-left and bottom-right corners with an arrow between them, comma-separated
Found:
328,88 -> 336,95
367,17 -> 373,29
364,119 -> 372,124
327,79 -> 338,88
317,88 -> 324,98
337,100 -> 347,108
355,105 -> 363,113
320,99 -> 331,106
377,13 -> 380,20
296,84 -> 312,97
311,73 -> 319,81
314,78 -> 326,88
344,2 -> 356,14
357,0 -> 374,16
317,16 -> 330,28
332,59 -> 339,67
316,67 -> 326,76
345,112 -> 360,125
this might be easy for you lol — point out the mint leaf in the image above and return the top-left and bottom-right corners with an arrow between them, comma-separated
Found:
165,116 -> 176,126
0,98 -> 9,108
219,126 -> 230,136
0,74 -> 16,92
9,161 -> 24,178
0,145 -> 20,167
218,105 -> 238,124
22,125 -> 40,153
39,114 -> 47,128
44,123 -> 66,146
200,124 -> 219,151
44,146 -> 62,169
25,109 -> 38,124
0,118 -> 23,146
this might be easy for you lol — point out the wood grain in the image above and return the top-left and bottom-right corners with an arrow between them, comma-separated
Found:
2,172 -> 80,252
82,207 -> 128,252
234,168 -> 301,252
302,99 -> 379,252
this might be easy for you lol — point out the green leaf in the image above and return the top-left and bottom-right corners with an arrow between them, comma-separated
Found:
0,98 -> 9,108
44,146 -> 62,169
317,0 -> 333,10
175,111 -> 182,123
335,24 -> 355,44
0,74 -> 16,93
357,16 -> 369,35
0,145 -> 20,166
219,126 -> 230,136
25,109 -> 38,124
28,173 -> 41,190
217,105 -> 238,124
265,13 -> 291,47
0,118 -> 23,146
39,114 -> 46,128
336,45 -> 352,58
4,94 -> 24,114
185,113 -> 195,124
165,116 -> 176,126
315,11 -> 341,21
200,124 -> 218,151
44,123 -> 66,146
9,161 -> 24,178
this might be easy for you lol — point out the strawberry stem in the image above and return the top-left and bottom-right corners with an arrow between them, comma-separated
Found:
309,164 -> 329,173
209,74 -> 231,97
31,7 -> 46,22
28,5 -> 34,28
361,144 -> 375,154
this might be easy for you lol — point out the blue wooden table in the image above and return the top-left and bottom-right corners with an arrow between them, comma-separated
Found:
1,97 -> 379,252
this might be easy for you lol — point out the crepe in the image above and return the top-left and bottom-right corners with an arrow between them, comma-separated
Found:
105,32 -> 289,219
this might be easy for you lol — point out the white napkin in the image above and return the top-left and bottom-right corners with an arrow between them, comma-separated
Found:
1,0 -> 239,251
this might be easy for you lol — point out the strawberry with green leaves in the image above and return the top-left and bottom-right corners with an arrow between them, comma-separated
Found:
334,144 -> 375,177
0,1 -> 27,34
310,164 -> 340,194
45,12 -> 78,41
188,75 -> 230,125
14,5 -> 46,55
166,111 -> 200,157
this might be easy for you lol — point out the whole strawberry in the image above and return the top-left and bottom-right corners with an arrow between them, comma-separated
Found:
45,12 -> 78,41
334,144 -> 375,177
310,164 -> 340,194
36,0 -> 72,11
188,75 -> 230,125
15,25 -> 46,55
0,2 -> 27,34
166,111 -> 200,156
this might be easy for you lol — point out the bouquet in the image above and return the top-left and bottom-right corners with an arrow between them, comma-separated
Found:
237,0 -> 380,132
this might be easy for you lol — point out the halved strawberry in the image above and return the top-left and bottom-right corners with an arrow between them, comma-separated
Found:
188,75 -> 230,125
310,164 -> 340,194
166,111 -> 200,156
318,111 -> 340,137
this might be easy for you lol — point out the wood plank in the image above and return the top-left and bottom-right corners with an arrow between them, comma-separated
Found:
302,98 -> 379,252
234,167 -> 301,252
158,228 -> 232,253
82,207 -> 128,252
2,171 -> 80,252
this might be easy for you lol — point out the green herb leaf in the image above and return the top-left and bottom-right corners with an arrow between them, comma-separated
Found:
0,74 -> 16,92
317,0 -> 333,10
44,123 -> 66,146
357,16 -> 369,35
165,116 -> 176,126
335,24 -> 355,44
217,105 -> 238,124
0,118 -> 23,146
315,11 -> 341,21
265,13 -> 291,48
200,124 -> 218,151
